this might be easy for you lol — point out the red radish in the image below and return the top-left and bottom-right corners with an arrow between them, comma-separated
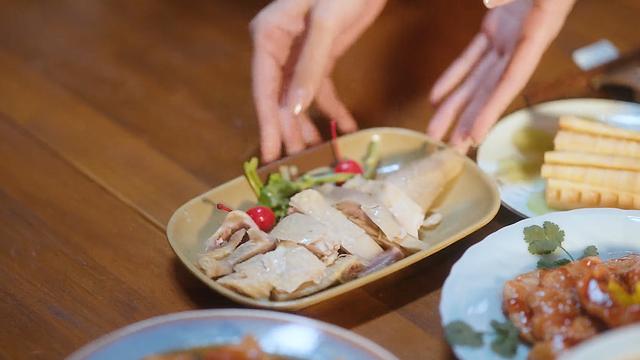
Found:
216,203 -> 275,232
334,159 -> 363,174
246,206 -> 276,232
330,120 -> 363,175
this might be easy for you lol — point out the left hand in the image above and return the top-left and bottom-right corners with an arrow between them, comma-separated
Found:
427,0 -> 577,153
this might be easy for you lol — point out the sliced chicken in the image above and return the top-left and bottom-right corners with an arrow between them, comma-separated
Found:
503,258 -> 600,359
289,189 -> 383,260
204,228 -> 246,260
334,201 -> 395,249
396,235 -> 429,252
344,177 -> 424,238
217,242 -> 326,300
358,247 -> 405,277
321,185 -> 406,242
384,149 -> 464,212
198,227 -> 276,278
269,213 -> 340,264
273,255 -> 364,301
204,210 -> 258,250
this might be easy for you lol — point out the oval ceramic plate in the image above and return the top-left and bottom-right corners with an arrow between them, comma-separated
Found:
440,208 -> 640,360
477,98 -> 640,218
67,309 -> 397,360
167,127 -> 500,310
560,324 -> 640,360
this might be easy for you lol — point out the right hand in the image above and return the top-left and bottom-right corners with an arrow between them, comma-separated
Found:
250,0 -> 386,162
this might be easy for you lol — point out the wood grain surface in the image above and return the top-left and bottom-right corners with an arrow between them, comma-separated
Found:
0,0 -> 638,359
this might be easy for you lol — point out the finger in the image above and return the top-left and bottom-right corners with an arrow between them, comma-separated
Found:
286,0 -> 376,116
298,112 -> 322,146
483,0 -> 517,9
278,108 -> 306,155
450,54 -> 510,146
284,1 -> 345,116
252,50 -> 283,163
429,33 -> 490,104
250,0 -> 315,162
331,0 -> 387,57
427,49 -> 499,140
315,78 -> 358,133
468,10 -> 568,143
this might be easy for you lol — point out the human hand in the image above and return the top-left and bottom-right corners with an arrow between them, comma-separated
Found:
428,0 -> 577,153
251,0 -> 386,162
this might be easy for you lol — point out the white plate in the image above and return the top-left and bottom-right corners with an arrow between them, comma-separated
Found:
439,208 -> 640,360
477,99 -> 640,218
560,324 -> 640,360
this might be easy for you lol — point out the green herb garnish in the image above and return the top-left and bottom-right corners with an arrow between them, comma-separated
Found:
525,221 -> 599,269
536,258 -> 571,269
582,245 -> 599,258
444,321 -> 484,348
524,221 -> 570,257
445,319 -> 519,358
243,157 -> 354,219
490,320 -> 520,358
362,135 -> 380,179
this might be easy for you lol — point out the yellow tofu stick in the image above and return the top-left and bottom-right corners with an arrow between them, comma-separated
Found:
544,151 -> 640,171
554,131 -> 640,158
541,164 -> 640,193
545,178 -> 640,210
559,116 -> 640,142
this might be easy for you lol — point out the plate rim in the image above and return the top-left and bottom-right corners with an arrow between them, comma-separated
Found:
166,127 -> 501,310
66,308 -> 399,360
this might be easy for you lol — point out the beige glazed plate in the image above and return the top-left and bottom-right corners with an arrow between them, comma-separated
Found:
167,127 -> 500,310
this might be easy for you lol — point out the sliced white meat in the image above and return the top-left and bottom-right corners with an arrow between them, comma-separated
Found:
205,210 -> 258,250
343,178 -> 423,238
272,255 -> 364,301
384,149 -> 464,212
289,189 -> 383,260
217,242 -> 326,299
205,229 -> 246,260
396,235 -> 429,252
358,247 -> 405,277
269,213 -> 340,264
320,185 -> 406,242
198,227 -> 276,278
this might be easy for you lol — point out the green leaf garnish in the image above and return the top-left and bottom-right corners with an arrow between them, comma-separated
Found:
243,157 -> 264,197
244,157 -> 355,219
523,221 -> 564,255
490,320 -> 519,358
444,321 -> 483,347
536,258 -> 571,269
524,221 -> 575,261
582,245 -> 599,258
362,135 -> 380,179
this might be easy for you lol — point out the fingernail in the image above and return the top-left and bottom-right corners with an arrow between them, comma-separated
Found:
483,0 -> 513,8
287,88 -> 309,116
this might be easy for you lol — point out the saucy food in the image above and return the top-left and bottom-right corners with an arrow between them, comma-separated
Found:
144,336 -> 289,360
197,141 -> 464,301
503,254 -> 640,360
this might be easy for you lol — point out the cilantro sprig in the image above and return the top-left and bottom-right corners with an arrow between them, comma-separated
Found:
523,221 -> 598,269
444,319 -> 520,358
243,157 -> 353,219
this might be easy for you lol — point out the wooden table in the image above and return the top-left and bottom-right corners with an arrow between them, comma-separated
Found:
0,1 -> 638,359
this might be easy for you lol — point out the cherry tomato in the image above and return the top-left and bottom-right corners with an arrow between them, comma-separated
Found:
246,206 -> 276,232
334,159 -> 363,174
